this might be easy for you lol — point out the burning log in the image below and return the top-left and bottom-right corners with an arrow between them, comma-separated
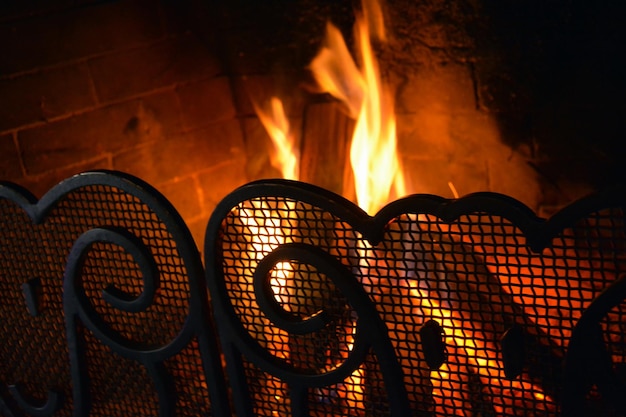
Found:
300,101 -> 354,197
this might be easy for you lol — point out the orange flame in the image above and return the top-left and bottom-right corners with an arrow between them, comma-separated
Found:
310,0 -> 405,215
254,97 -> 299,180
309,0 -> 553,413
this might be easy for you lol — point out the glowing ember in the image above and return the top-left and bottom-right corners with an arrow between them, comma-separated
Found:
405,281 -> 553,415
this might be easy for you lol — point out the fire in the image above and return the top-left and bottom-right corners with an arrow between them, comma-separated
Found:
248,97 -> 300,410
254,97 -> 299,181
252,0 -> 553,413
408,283 -> 552,415
307,0 -> 551,414
237,202 -> 293,410
310,0 -> 405,215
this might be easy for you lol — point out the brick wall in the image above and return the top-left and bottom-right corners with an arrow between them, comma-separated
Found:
0,0 -> 251,246
2,0 -> 625,246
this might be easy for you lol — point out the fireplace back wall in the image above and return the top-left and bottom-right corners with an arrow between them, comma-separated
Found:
1,0 -> 625,246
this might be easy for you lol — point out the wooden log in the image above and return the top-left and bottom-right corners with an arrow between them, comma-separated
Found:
299,101 -> 355,200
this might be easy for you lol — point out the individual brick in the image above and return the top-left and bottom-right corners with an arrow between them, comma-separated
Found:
177,76 -> 236,130
197,159 -> 249,211
155,176 -> 203,226
12,155 -> 111,198
0,63 -> 94,132
89,34 -> 221,103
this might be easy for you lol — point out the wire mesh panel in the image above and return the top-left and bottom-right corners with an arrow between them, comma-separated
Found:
205,180 -> 626,417
0,171 -> 229,417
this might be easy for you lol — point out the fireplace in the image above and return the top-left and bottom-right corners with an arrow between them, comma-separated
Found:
1,0 -> 626,416
2,0 -> 626,239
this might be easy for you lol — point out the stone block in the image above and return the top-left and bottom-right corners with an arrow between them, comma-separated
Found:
0,0 -> 164,75
89,34 -> 221,103
112,119 -> 245,186
18,91 -> 183,175
177,76 -> 236,130
0,133 -> 22,179
0,63 -> 94,132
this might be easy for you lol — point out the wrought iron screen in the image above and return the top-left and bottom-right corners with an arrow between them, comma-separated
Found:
0,171 -> 228,417
204,179 -> 626,417
2,171 -> 626,416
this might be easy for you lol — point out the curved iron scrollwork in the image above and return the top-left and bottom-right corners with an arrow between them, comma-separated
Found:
63,226 -> 176,415
2,172 -> 626,416
251,243 -> 410,415
206,179 -> 626,417
563,274 -> 626,417
6,385 -> 60,417
0,171 -> 230,417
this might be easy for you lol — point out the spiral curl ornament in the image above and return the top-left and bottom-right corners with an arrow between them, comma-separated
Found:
63,226 -> 179,415
237,242 -> 410,414
64,227 -> 161,352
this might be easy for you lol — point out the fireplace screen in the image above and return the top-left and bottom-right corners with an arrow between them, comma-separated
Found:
0,171 -> 228,417
1,172 -> 626,416
204,179 -> 626,417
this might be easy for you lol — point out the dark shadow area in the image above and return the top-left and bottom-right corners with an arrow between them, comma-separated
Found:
475,0 -> 626,188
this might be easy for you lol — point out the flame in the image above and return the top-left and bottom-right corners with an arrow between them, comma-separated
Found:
254,97 -> 299,180
307,0 -> 407,409
249,0 -> 556,413
309,1 -> 553,413
310,0 -> 405,215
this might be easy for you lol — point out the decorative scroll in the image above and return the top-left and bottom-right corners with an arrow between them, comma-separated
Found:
0,171 -> 229,417
2,171 -> 626,416
204,179 -> 626,417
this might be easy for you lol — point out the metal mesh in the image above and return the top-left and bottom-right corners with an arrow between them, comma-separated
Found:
0,181 -> 213,416
216,194 -> 626,416
0,197 -> 72,416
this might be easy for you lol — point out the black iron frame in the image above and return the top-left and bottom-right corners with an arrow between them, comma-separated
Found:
1,171 -> 625,416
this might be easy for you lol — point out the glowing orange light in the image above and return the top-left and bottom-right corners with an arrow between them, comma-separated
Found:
250,0 -> 562,412
254,97 -> 299,181
308,0 -> 554,412
310,0 -> 405,216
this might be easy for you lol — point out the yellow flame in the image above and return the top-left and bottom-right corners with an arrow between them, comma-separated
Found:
310,0 -> 405,215
308,0 -> 403,409
254,97 -> 299,180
